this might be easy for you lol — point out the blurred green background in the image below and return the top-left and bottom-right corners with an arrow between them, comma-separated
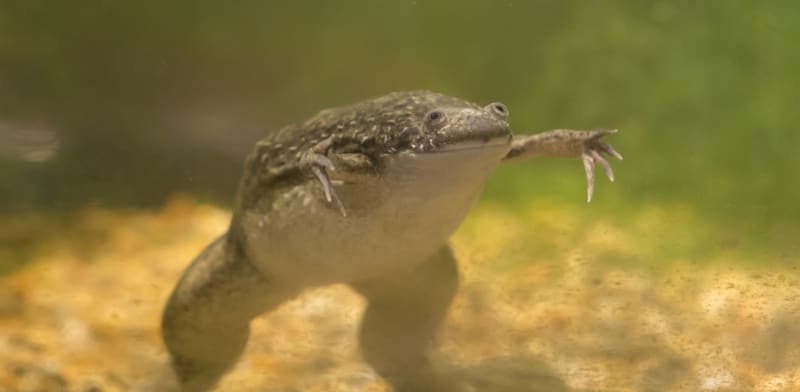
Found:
1,1 -> 798,262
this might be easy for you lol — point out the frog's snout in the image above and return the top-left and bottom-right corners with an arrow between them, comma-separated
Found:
468,115 -> 511,143
431,114 -> 510,151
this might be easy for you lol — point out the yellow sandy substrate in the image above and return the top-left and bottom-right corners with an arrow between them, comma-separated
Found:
1,195 -> 799,391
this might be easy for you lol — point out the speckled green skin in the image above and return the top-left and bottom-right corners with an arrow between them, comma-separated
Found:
162,91 -> 621,392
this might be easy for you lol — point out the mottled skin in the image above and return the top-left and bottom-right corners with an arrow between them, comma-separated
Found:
162,91 -> 622,391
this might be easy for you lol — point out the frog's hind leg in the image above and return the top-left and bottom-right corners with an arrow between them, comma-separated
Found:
350,245 -> 460,392
161,235 -> 295,391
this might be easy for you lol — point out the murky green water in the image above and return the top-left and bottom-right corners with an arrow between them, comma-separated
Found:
1,2 -> 798,391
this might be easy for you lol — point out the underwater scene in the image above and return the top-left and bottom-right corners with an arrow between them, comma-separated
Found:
1,2 -> 799,391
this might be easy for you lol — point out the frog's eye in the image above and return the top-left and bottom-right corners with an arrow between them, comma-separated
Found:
486,102 -> 509,120
424,110 -> 448,128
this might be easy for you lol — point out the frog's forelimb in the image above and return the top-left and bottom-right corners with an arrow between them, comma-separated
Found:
504,128 -> 623,202
301,136 -> 347,216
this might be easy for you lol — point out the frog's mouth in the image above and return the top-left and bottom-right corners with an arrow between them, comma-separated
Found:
435,133 -> 512,153
421,120 -> 511,156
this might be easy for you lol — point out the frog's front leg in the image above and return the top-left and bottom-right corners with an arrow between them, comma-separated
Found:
504,129 -> 623,202
301,136 -> 377,216
300,136 -> 347,215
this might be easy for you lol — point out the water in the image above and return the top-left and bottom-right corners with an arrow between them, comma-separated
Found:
1,1 -> 798,391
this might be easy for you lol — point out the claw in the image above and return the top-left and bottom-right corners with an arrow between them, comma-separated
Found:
602,142 -> 623,160
310,165 -> 333,203
310,164 -> 347,216
582,153 -> 595,203
332,190 -> 347,217
314,154 -> 336,172
590,150 -> 614,182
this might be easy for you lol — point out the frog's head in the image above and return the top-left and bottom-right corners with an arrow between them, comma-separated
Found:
379,91 -> 512,154
414,101 -> 512,153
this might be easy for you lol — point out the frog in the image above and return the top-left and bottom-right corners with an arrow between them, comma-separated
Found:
161,91 -> 622,391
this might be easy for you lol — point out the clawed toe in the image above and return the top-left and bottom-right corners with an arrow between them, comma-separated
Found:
582,129 -> 623,203
302,137 -> 347,216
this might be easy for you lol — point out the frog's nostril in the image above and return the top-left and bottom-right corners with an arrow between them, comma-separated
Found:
486,102 -> 509,120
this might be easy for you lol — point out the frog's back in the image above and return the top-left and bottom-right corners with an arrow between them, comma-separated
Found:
249,91 -> 477,172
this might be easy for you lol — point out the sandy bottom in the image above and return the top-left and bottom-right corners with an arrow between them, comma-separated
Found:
1,196 -> 799,391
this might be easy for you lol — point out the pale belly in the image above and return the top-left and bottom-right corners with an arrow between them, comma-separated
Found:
241,143 -> 510,286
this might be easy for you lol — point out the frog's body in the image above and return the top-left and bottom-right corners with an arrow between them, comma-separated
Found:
241,142 -> 509,286
162,91 -> 621,391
